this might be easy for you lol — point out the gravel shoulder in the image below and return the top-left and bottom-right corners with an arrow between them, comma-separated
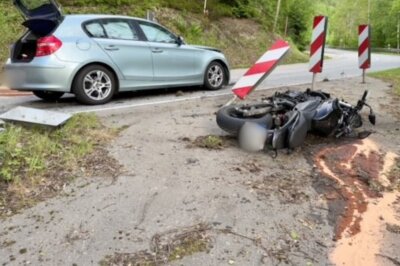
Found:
0,77 -> 399,266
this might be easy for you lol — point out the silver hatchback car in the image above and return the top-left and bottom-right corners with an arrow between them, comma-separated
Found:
5,0 -> 230,105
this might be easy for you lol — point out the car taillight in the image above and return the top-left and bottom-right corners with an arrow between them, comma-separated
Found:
35,35 -> 62,57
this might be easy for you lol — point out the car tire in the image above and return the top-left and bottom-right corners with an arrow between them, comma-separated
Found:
73,65 -> 116,105
33,91 -> 64,102
204,61 -> 226,90
216,105 -> 273,135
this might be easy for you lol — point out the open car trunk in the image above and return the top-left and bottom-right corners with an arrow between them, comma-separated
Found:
11,0 -> 62,62
12,32 -> 38,63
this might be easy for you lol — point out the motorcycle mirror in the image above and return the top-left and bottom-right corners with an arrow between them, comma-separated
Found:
369,112 -> 376,125
358,131 -> 372,139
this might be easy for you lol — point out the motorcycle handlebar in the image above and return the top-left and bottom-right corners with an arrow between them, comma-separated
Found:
361,90 -> 369,102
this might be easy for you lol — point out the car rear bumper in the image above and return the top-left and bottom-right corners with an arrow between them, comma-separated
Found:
4,57 -> 78,92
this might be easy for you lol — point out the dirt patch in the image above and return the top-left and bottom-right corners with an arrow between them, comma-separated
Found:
233,160 -> 264,174
0,146 -> 122,218
80,147 -> 122,179
386,223 -> 400,234
0,115 -> 123,218
388,158 -> 400,190
100,223 -> 212,266
185,135 -> 236,150
1,239 -> 16,248
246,173 -> 311,204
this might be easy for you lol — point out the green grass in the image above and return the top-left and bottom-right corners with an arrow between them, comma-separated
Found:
369,68 -> 400,95
0,113 -> 122,217
0,113 -> 114,183
0,2 -> 24,71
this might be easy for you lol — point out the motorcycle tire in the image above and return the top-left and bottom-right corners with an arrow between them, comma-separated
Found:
216,105 -> 273,135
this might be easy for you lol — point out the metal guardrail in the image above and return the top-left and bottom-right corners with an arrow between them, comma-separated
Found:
372,47 -> 400,54
327,46 -> 400,54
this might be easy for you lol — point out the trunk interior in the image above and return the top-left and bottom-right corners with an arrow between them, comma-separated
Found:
11,19 -> 60,63
12,31 -> 38,63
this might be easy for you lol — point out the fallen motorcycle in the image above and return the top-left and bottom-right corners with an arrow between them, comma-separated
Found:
216,89 -> 376,152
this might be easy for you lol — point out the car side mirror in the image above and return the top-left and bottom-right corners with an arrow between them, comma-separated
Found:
176,36 -> 185,46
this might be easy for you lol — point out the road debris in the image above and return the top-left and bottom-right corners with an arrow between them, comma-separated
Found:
0,106 -> 71,127
386,223 -> 400,234
100,223 -> 212,265
187,135 -> 235,150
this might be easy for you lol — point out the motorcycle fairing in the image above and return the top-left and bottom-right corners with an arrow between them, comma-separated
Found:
312,99 -> 343,136
272,111 -> 298,150
287,112 -> 308,149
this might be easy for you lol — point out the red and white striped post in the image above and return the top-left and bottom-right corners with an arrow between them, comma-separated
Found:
359,25 -> 371,83
229,39 -> 290,103
309,16 -> 328,90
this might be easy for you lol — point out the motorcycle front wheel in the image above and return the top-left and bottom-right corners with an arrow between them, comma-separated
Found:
216,105 -> 273,135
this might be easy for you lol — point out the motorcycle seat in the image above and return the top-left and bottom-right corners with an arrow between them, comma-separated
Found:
294,100 -> 320,120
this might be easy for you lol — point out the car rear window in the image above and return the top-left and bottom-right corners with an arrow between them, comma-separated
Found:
84,20 -> 140,41
103,21 -> 139,40
85,21 -> 107,38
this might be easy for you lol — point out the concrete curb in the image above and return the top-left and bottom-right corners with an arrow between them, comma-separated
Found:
0,87 -> 32,97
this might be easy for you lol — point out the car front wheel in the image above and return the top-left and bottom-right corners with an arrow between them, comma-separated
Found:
73,65 -> 116,105
204,61 -> 226,90
33,91 -> 64,102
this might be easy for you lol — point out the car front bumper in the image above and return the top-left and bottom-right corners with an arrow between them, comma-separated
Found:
4,57 -> 79,92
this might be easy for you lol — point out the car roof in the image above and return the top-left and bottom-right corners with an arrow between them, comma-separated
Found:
64,14 -> 151,23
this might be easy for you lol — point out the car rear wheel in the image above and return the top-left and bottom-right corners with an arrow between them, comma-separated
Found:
204,61 -> 226,90
33,91 -> 64,102
73,65 -> 116,105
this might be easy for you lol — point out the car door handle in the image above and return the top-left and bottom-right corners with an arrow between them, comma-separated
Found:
104,46 -> 119,51
152,48 -> 164,53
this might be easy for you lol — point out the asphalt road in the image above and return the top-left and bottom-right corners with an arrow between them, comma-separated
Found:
0,48 -> 399,115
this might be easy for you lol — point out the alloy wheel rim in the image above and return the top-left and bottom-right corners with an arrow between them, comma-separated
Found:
83,70 -> 112,101
207,65 -> 224,88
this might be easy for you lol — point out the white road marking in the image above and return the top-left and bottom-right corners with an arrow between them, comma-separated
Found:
72,80 -> 328,114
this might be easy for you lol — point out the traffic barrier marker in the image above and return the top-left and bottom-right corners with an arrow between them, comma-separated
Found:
309,16 -> 328,89
359,24 -> 371,83
230,39 -> 290,102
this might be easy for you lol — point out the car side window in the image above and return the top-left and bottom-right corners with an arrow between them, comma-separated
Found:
85,21 -> 107,38
103,20 -> 139,41
139,22 -> 176,43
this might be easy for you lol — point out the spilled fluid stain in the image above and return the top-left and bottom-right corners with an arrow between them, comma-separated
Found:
314,139 -> 400,266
